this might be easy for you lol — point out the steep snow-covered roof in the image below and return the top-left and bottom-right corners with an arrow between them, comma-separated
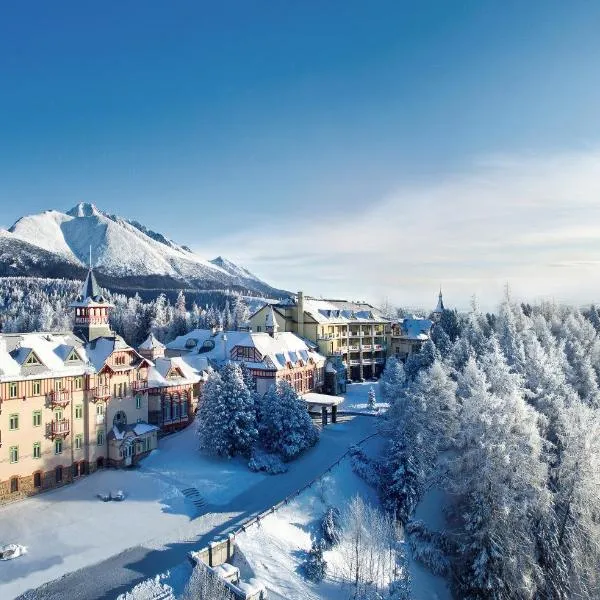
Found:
166,329 -> 325,372
147,355 -> 205,389
399,318 -> 433,340
433,291 -> 445,314
0,332 -> 92,382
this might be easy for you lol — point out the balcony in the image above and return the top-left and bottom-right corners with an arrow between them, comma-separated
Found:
348,359 -> 360,366
131,380 -> 149,393
348,345 -> 359,351
362,358 -> 374,365
48,389 -> 70,408
373,344 -> 385,351
92,386 -> 111,402
361,344 -> 372,351
46,419 -> 70,439
349,331 -> 360,338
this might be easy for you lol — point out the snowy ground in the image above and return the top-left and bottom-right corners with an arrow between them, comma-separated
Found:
340,381 -> 389,414
232,436 -> 450,600
5,411 -> 377,599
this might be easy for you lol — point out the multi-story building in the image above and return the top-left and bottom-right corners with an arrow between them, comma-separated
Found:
138,333 -> 207,433
0,268 -> 158,504
388,317 -> 433,362
249,292 -> 390,382
166,308 -> 326,396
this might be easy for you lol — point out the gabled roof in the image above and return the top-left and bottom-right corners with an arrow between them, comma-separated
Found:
166,328 -> 325,372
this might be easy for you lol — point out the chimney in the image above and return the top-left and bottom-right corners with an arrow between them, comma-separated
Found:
297,291 -> 305,338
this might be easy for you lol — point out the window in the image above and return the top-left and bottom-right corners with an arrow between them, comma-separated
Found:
75,434 -> 83,450
54,409 -> 63,422
97,430 -> 105,445
66,350 -> 79,362
55,466 -> 63,483
54,379 -> 63,391
74,376 -> 83,390
136,395 -> 141,409
32,380 -> 41,395
9,414 -> 19,430
25,352 -> 41,366
75,404 -> 83,419
9,382 -> 18,398
9,446 -> 18,463
181,400 -> 188,417
96,403 -> 104,416
55,439 -> 63,454
10,477 -> 18,493
32,410 -> 42,427
33,472 -> 41,488
33,442 -> 41,459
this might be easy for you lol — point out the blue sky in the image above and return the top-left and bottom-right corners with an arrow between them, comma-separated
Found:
1,1 -> 600,309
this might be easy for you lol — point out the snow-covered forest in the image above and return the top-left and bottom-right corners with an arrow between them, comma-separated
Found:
377,295 -> 600,599
0,277 -> 253,346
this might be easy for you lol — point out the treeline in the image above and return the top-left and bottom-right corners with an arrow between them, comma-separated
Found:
0,277 -> 253,346
378,296 -> 600,599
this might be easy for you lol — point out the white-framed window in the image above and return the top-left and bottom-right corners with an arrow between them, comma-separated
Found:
32,380 -> 41,395
75,404 -> 83,419
96,403 -> 104,415
9,382 -> 18,398
55,439 -> 63,454
75,434 -> 83,450
33,442 -> 41,459
97,430 -> 105,445
9,414 -> 19,430
32,410 -> 42,427
135,395 -> 141,409
9,446 -> 18,463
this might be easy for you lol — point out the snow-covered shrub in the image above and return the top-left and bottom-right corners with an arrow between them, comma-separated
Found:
258,380 -> 319,461
349,445 -> 381,489
248,448 -> 288,474
321,505 -> 342,548
302,539 -> 327,582
405,520 -> 450,576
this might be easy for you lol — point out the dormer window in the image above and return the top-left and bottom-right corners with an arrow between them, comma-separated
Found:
25,352 -> 41,366
66,349 -> 80,362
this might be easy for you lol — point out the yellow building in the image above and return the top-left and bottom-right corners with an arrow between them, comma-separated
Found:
250,292 -> 390,382
0,269 -> 158,504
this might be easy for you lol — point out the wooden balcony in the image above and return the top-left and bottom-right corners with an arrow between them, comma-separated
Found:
92,386 -> 111,402
361,344 -> 372,351
131,380 -> 149,392
46,419 -> 70,439
48,389 -> 70,407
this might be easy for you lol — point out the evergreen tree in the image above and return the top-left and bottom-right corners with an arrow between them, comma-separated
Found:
367,386 -> 377,411
379,357 -> 406,403
197,364 -> 257,457
258,380 -> 319,461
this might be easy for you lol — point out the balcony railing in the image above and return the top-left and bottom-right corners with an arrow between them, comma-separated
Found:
348,359 -> 360,366
131,380 -> 149,392
362,358 -> 374,365
373,344 -> 385,351
348,345 -> 360,351
92,386 -> 111,401
361,344 -> 372,351
46,419 -> 70,439
48,389 -> 70,407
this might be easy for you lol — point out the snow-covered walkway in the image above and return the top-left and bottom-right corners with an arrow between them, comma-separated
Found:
3,413 -> 376,600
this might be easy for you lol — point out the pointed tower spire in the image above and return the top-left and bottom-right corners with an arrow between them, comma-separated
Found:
70,261 -> 113,342
265,305 -> 279,337
432,288 -> 445,322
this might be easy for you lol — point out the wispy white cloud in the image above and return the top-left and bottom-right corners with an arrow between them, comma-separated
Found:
197,149 -> 600,311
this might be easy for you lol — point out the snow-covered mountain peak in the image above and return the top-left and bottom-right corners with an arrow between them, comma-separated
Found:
3,204 -> 287,298
67,202 -> 101,218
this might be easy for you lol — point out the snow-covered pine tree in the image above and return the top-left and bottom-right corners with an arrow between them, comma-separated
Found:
379,357 -> 405,404
303,539 -> 327,582
258,380 -> 319,461
367,386 -> 377,411
197,364 -> 257,458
